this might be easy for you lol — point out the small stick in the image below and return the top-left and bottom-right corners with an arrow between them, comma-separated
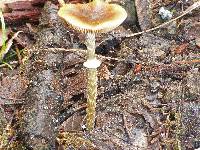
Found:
0,60 -> 18,68
15,47 -> 22,65
174,59 -> 200,65
122,113 -> 131,143
0,0 -> 32,3
0,96 -> 24,105
30,47 -> 125,61
107,1 -> 200,39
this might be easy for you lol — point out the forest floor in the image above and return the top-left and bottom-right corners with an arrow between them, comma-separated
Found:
0,0 -> 200,149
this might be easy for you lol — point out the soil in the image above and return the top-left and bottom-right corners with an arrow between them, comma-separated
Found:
0,0 -> 200,150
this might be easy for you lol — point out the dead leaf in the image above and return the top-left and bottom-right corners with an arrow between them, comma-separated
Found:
172,43 -> 189,54
98,64 -> 111,80
134,64 -> 142,74
0,31 -> 22,60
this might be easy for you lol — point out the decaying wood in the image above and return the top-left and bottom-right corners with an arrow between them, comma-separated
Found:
2,0 -> 47,24
4,9 -> 41,24
135,0 -> 152,30
13,2 -> 83,149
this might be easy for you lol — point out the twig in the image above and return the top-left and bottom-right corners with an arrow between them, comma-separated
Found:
0,60 -> 18,68
143,59 -> 200,76
0,0 -> 33,3
15,47 -> 23,65
0,96 -> 24,105
174,59 -> 200,65
113,1 -> 200,38
30,47 -> 125,61
30,47 -> 85,54
122,113 -> 131,144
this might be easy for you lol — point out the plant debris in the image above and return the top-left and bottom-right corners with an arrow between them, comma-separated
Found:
0,0 -> 200,149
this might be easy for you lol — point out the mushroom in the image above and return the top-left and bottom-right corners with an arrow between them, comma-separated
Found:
58,0 -> 127,131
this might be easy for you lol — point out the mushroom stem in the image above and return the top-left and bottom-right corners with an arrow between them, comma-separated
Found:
58,0 -> 65,6
58,0 -> 127,131
86,67 -> 98,131
85,32 -> 99,131
85,33 -> 95,60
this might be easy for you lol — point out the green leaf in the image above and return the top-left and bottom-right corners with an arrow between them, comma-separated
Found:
0,9 -> 6,49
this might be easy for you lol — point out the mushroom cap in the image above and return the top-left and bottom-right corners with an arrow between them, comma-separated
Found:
58,0 -> 127,33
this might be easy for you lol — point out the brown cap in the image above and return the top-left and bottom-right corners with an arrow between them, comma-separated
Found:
58,0 -> 127,33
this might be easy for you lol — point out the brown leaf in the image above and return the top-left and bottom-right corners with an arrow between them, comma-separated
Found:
133,64 -> 142,74
173,43 -> 189,54
98,64 -> 111,80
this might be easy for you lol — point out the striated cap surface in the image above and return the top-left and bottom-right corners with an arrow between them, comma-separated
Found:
58,0 -> 127,33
